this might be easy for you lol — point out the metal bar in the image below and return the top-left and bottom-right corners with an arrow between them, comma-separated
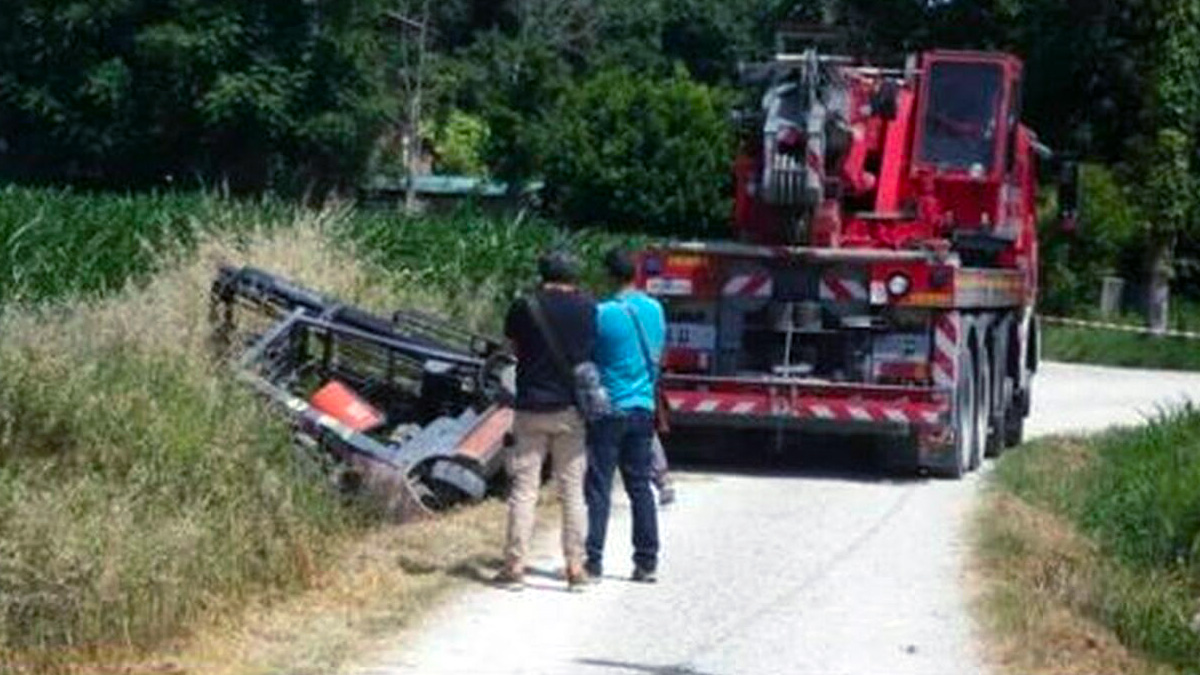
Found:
663,373 -> 939,397
657,240 -> 941,263
295,315 -> 484,369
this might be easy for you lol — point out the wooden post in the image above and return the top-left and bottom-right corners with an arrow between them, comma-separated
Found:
1100,276 -> 1124,317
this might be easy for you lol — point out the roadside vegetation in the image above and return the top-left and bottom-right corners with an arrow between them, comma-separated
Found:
0,189 -> 625,672
976,411 -> 1200,675
1039,162 -> 1200,371
1042,323 -> 1200,372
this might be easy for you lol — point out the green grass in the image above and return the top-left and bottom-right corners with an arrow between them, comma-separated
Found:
0,346 -> 345,661
988,410 -> 1200,672
1043,324 -> 1200,371
0,186 -> 297,304
0,184 -> 637,318
342,210 -> 643,331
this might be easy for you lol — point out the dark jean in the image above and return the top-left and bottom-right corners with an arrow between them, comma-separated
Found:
585,409 -> 659,573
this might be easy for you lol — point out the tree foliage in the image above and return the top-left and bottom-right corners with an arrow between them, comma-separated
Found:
539,67 -> 732,234
0,0 -> 393,192
3,0 -> 1200,251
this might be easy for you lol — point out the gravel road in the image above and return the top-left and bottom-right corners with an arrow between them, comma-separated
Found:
352,362 -> 1200,675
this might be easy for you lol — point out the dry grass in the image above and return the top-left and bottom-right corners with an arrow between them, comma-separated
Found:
148,501 -> 507,675
973,492 -> 1177,675
103,498 -> 563,675
0,211 -> 499,673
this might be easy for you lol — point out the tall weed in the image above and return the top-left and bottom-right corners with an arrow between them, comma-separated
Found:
0,217 -> 426,667
993,410 -> 1200,670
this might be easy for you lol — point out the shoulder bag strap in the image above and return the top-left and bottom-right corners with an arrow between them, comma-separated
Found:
620,300 -> 659,378
524,293 -> 575,381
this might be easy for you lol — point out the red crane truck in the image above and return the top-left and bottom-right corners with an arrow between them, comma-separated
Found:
637,49 -> 1076,477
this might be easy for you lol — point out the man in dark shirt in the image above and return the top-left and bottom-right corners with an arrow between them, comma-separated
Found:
497,251 -> 596,591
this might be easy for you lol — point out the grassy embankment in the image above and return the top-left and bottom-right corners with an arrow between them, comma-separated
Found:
0,186 -> 630,673
976,410 -> 1200,675
1042,302 -> 1200,372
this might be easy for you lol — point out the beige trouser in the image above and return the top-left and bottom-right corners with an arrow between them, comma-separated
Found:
505,408 -> 587,570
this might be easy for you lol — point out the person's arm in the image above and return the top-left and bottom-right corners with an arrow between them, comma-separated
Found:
582,299 -> 598,363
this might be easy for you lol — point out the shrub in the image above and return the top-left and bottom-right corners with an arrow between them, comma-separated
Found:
432,110 -> 491,176
1039,163 -> 1143,314
539,67 -> 734,236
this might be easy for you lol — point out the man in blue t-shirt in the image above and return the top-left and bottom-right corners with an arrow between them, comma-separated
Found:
585,248 -> 666,583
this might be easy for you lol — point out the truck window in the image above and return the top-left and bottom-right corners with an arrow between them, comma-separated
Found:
919,62 -> 1004,171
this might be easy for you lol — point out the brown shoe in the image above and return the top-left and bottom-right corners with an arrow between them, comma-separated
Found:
565,564 -> 589,593
493,566 -> 525,591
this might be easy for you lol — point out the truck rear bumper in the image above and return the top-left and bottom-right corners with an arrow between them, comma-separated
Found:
663,375 -> 953,456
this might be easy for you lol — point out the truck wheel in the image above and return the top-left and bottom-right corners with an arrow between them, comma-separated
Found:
972,341 -> 991,470
1004,378 -> 1031,447
942,345 -> 977,479
1003,415 -> 1025,447
983,346 -> 1006,459
987,403 -> 1008,458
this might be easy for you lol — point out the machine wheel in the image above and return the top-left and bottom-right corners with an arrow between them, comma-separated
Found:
972,340 -> 990,471
940,345 -> 977,479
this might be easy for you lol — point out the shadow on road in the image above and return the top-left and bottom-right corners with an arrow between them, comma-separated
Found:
663,429 -> 931,486
574,657 -> 720,675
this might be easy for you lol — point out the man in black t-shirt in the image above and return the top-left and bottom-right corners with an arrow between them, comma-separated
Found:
496,251 -> 596,591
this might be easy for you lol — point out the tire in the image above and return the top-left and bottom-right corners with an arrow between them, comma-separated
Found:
988,404 -> 1008,458
1003,415 -> 1025,448
972,340 -> 990,470
1004,377 -> 1031,448
940,345 -> 976,479
983,345 -> 1006,459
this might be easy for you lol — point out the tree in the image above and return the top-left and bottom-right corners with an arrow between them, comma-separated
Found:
539,67 -> 733,234
383,1 -> 438,210
1135,0 -> 1200,332
0,0 -> 393,193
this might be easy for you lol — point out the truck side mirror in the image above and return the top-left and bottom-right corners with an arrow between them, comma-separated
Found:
1058,161 -> 1081,234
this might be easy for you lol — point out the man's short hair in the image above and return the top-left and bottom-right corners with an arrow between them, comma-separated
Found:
603,247 -> 636,283
538,250 -> 579,284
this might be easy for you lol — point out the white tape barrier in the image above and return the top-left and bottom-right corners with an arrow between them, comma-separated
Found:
1040,315 -> 1200,341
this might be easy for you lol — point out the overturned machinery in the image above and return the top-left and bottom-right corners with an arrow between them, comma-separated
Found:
210,266 -> 515,520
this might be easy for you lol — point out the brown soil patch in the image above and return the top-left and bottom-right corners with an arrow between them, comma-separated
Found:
971,492 -> 1175,675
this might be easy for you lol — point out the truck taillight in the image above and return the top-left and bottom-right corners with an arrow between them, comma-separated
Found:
887,273 -> 912,297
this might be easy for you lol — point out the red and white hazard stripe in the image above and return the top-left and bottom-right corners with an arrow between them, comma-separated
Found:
819,272 -> 868,302
667,394 -> 770,416
796,399 -> 942,426
805,100 -> 827,204
932,312 -> 961,390
666,393 -> 945,427
723,272 -> 773,298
